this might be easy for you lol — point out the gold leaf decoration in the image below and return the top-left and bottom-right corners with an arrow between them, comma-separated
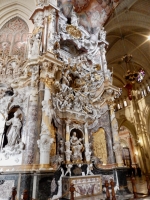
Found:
66,25 -> 82,39
93,128 -> 107,164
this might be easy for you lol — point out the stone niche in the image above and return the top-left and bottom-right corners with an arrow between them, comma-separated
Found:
62,175 -> 102,199
0,107 -> 24,166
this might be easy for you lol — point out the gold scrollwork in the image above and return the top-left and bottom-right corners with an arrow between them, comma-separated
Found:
66,25 -> 82,39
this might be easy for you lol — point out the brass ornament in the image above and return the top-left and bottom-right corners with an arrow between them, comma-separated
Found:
66,25 -> 82,39
93,128 -> 107,164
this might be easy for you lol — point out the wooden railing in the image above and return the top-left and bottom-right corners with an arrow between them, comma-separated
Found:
10,188 -> 28,200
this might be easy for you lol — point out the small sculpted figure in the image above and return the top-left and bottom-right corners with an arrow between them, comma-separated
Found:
65,164 -> 72,176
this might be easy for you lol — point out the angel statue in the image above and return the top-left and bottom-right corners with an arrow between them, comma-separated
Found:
6,111 -> 22,147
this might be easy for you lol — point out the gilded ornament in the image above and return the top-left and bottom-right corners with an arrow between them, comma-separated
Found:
66,25 -> 82,39
40,77 -> 54,89
93,128 -> 107,164
48,15 -> 51,22
50,124 -> 56,157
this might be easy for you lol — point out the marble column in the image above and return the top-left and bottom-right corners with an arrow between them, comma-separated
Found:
37,123 -> 53,167
100,44 -> 107,73
38,84 -> 53,167
65,120 -> 72,163
24,65 -> 39,165
127,135 -> 136,164
84,123 -> 91,162
32,174 -> 37,199
84,123 -> 89,144
110,103 -> 123,167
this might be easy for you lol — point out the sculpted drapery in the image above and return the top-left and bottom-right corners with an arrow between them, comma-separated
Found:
6,112 -> 22,147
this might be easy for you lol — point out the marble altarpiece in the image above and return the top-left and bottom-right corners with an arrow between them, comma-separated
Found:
0,0 -> 131,199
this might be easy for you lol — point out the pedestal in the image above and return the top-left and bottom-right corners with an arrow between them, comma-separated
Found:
62,175 -> 102,199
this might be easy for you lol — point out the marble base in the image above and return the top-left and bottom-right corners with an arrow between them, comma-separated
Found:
0,165 -> 133,200
62,175 -> 102,199
0,180 -> 14,200
0,152 -> 22,166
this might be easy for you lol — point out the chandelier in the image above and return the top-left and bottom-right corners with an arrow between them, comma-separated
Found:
122,54 -> 145,100
122,54 -> 145,84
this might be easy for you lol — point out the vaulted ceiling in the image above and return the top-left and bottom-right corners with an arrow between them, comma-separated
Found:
105,0 -> 150,90
0,0 -> 35,32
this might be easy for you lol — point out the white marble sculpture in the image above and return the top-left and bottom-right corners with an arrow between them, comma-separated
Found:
65,141 -> 72,163
37,123 -> 54,165
86,163 -> 94,175
6,111 -> 22,147
70,132 -> 83,162
52,168 -> 64,200
65,164 -> 72,176
84,143 -> 92,162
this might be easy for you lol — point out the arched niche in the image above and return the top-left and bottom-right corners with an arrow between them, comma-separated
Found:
2,106 -> 22,148
92,128 -> 107,165
70,128 -> 83,139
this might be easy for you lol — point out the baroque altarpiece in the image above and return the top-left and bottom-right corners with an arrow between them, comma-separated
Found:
0,0 -> 131,199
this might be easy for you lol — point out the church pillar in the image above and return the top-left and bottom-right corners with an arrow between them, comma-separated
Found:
24,65 -> 39,165
132,96 -> 150,172
109,103 -> 123,167
127,135 -> 136,164
37,82 -> 53,167
37,123 -> 53,167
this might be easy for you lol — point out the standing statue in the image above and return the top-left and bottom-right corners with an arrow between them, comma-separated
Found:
6,111 -> 22,147
65,164 -> 72,176
30,32 -> 42,57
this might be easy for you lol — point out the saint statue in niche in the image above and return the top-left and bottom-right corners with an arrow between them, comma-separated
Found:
6,111 -> 22,147
70,131 -> 83,161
